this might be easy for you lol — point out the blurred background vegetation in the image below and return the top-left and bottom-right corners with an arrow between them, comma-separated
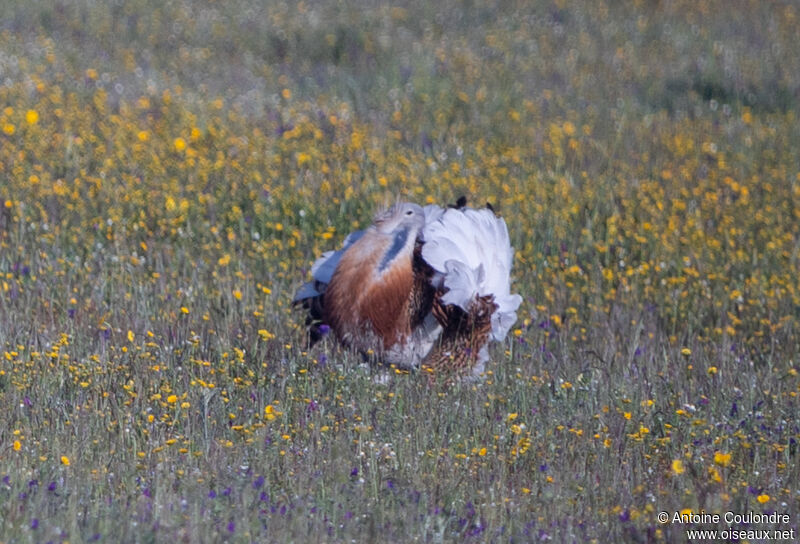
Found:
0,0 -> 798,542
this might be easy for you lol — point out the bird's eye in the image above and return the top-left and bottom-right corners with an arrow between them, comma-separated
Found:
405,210 -> 414,216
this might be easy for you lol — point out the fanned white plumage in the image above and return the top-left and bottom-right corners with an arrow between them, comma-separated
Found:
421,207 -> 522,341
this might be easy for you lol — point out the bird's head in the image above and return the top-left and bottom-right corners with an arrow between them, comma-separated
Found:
373,202 -> 425,235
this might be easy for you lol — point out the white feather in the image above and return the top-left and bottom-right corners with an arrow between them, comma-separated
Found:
422,204 -> 446,226
421,208 -> 522,341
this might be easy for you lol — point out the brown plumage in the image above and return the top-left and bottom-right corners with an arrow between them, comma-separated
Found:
425,293 -> 497,372
325,241 -> 415,351
294,199 -> 522,376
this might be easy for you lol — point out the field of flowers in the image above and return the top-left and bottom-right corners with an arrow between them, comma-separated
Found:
1,0 -> 798,541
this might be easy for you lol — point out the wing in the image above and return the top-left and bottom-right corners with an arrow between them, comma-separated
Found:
421,207 -> 522,342
293,229 -> 364,303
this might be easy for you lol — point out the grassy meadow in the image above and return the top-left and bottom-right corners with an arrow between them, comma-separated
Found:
1,0 -> 799,541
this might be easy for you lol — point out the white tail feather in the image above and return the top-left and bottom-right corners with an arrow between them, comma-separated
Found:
421,207 -> 522,341
422,204 -> 446,225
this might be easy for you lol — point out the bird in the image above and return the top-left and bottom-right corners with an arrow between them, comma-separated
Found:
293,198 -> 522,376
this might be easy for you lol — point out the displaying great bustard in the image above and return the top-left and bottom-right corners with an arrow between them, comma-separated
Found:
294,198 -> 522,376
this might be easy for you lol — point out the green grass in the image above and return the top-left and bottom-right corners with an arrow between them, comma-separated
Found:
0,0 -> 798,542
